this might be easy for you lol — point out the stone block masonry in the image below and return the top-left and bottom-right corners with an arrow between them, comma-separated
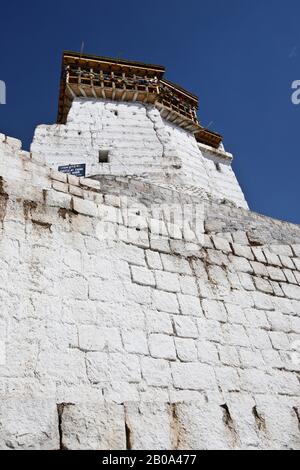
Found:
0,134 -> 299,450
31,99 -> 248,209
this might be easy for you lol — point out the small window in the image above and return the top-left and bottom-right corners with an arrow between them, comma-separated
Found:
99,149 -> 110,163
215,162 -> 222,172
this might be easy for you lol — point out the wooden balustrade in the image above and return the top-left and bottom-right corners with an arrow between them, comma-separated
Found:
57,51 -> 222,147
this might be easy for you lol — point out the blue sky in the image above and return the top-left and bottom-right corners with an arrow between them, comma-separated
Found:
0,0 -> 299,223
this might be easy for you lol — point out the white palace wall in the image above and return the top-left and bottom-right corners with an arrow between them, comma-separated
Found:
0,134 -> 299,449
31,99 -> 248,209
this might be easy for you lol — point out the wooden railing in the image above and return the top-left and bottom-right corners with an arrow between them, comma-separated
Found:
58,60 -> 223,147
64,66 -> 199,128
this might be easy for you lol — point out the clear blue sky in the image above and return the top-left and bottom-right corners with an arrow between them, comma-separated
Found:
0,0 -> 299,223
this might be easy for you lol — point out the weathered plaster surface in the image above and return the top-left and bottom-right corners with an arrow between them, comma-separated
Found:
0,133 -> 299,450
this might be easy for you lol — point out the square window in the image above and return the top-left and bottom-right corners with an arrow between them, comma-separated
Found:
99,149 -> 110,163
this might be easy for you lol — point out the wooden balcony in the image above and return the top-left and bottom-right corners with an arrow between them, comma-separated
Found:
194,128 -> 223,149
57,51 -> 222,146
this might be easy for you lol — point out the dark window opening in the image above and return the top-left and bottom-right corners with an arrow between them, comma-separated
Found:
215,162 -> 222,172
99,150 -> 110,163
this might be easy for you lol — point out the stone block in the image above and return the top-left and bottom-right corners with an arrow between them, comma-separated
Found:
0,399 -> 59,450
218,345 -> 240,367
175,338 -> 198,362
171,362 -> 217,390
232,243 -> 254,260
148,334 -> 176,360
179,276 -> 198,296
212,235 -> 232,253
281,283 -> 300,300
79,177 -> 101,191
145,250 -> 163,270
124,403 -> 171,450
59,403 -> 125,450
197,341 -> 219,365
6,136 -> 22,150
72,197 -> 98,217
251,246 -> 266,263
155,270 -> 180,293
215,366 -> 240,391
269,331 -> 290,351
161,254 -> 192,275
239,348 -> 264,368
50,168 -> 68,183
45,189 -> 72,209
122,330 -> 149,355
177,294 -> 203,317
152,290 -> 179,313
173,315 -> 198,339
202,299 -> 227,322
52,180 -> 69,194
79,325 -> 122,352
141,357 -> 172,387
229,255 -> 253,274
131,266 -> 155,287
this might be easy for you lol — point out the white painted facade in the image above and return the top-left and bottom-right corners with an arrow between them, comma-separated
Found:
31,98 -> 248,209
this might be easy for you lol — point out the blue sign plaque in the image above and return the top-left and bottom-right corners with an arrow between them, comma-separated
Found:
58,163 -> 86,177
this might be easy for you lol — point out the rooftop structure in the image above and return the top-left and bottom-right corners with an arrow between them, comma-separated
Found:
58,51 -> 222,148
31,51 -> 247,209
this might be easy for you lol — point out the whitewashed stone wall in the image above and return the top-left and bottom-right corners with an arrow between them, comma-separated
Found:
31,99 -> 248,209
0,133 -> 299,450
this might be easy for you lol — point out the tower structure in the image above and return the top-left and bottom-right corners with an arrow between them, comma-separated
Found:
31,52 -> 248,209
0,53 -> 299,450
